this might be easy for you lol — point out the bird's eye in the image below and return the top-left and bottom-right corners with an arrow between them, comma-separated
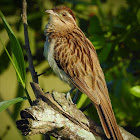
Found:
62,12 -> 67,16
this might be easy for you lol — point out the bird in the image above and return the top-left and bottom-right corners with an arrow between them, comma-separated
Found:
44,6 -> 123,140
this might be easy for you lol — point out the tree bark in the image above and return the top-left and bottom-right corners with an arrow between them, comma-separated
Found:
16,82 -> 139,140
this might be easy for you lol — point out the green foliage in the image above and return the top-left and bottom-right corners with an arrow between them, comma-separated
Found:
0,41 -> 11,74
12,84 -> 25,120
98,43 -> 112,63
0,11 -> 26,89
130,86 -> 140,98
0,97 -> 27,112
0,11 -> 32,110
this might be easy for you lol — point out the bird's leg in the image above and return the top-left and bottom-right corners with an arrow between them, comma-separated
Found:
66,86 -> 76,103
72,89 -> 80,104
80,103 -> 93,112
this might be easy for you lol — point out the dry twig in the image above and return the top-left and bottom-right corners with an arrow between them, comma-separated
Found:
22,0 -> 38,84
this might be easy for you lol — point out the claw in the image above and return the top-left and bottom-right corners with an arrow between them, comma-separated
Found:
66,86 -> 76,104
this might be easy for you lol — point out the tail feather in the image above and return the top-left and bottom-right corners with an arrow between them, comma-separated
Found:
95,100 -> 123,140
96,104 -> 111,139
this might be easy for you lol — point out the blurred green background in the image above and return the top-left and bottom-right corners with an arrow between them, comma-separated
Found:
0,0 -> 140,139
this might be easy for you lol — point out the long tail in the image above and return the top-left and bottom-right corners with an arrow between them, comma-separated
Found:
94,99 -> 123,140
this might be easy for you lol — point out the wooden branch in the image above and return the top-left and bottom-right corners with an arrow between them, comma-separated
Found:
22,1 -> 50,139
16,82 -> 139,140
22,0 -> 38,84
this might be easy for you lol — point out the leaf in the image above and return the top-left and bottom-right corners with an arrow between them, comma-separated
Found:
0,97 -> 27,112
0,41 -> 11,74
98,43 -> 112,63
0,39 -> 25,88
0,11 -> 26,88
13,84 -> 25,120
130,86 -> 140,98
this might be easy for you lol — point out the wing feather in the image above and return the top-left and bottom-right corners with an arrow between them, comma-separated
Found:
53,27 -> 123,140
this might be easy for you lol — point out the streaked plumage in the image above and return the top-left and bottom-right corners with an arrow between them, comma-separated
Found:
44,6 -> 123,140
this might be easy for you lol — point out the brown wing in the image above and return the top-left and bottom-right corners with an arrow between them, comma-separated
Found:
53,27 -> 123,140
54,28 -> 101,104
86,37 -> 111,104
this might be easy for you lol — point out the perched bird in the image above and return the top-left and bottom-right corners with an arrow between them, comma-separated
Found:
44,6 -> 123,140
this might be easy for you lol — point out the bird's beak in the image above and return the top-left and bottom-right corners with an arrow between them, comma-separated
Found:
45,9 -> 66,24
45,10 -> 58,16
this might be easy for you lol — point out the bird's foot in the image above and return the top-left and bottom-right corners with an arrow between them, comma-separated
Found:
66,87 -> 76,104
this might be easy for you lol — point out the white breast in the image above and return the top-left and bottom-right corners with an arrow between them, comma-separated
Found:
44,37 -> 72,86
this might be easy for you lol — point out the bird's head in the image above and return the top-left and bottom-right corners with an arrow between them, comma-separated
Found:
45,7 -> 76,34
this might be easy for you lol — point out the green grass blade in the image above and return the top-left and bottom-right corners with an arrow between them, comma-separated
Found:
0,39 -> 32,105
0,11 -> 26,88
0,97 -> 27,112
0,39 -> 25,88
